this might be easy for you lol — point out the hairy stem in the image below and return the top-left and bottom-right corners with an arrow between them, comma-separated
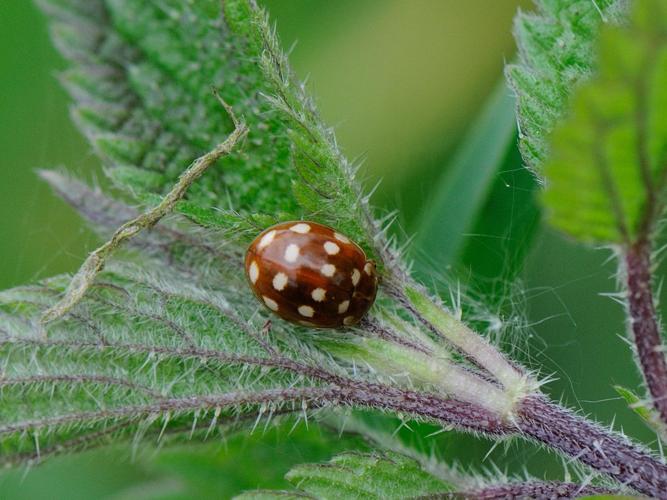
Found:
333,337 -> 514,415
626,239 -> 667,425
429,482 -> 612,499
396,285 -> 534,397
517,395 -> 667,498
349,386 -> 667,496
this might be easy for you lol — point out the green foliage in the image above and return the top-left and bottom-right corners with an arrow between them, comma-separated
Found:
614,385 -> 667,442
0,423 -> 365,499
414,81 -> 520,267
45,0 -> 290,214
0,0 -> 469,467
237,451 -> 452,499
507,0 -> 627,174
0,248 -> 327,463
0,169 -> 407,466
5,0 -> 662,495
0,0 -> 393,462
540,0 -> 667,243
40,0 -> 375,251
413,78 -> 541,288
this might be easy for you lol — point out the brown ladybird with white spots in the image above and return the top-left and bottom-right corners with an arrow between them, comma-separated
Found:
245,221 -> 378,327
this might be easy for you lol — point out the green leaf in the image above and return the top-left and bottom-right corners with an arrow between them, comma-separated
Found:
507,0 -> 627,175
614,385 -> 667,443
541,0 -> 667,244
0,263 -> 330,464
0,173 -> 349,464
39,0 -> 381,256
414,80 -> 518,269
457,142 -> 541,283
12,0 -> 516,466
237,451 -> 453,500
1,173 -> 491,467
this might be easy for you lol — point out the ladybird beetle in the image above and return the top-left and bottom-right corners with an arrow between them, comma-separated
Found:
245,221 -> 378,328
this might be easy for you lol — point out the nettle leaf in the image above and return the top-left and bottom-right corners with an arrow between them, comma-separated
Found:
541,0 -> 667,244
57,0 -> 297,217
0,172 -> 408,465
233,447 -> 616,499
0,239 -> 324,463
506,0 -> 627,175
5,0 -> 509,464
0,0 -> 404,464
1,0 -> 473,469
39,0 -> 378,252
237,451 -> 453,499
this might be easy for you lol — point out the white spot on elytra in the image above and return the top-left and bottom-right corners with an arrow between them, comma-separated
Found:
351,269 -> 361,286
272,272 -> 288,291
311,288 -> 326,302
284,243 -> 300,263
298,305 -> 315,317
249,261 -> 259,283
343,315 -> 356,326
324,241 -> 340,255
321,264 -> 336,277
263,296 -> 279,311
338,300 -> 350,314
290,223 -> 311,234
334,232 -> 350,244
364,262 -> 373,275
258,230 -> 276,249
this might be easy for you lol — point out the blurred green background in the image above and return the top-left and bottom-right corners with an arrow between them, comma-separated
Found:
0,0 -> 656,498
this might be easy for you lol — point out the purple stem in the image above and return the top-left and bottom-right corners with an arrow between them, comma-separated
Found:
317,364 -> 667,496
626,239 -> 667,425
517,395 -> 667,498
363,388 -> 667,497
425,481 -> 612,499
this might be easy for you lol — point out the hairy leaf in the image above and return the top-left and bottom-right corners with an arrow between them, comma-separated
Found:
41,0 -> 291,214
0,261 -> 330,463
0,174 -> 362,463
10,0 -> 511,466
1,171 -> 510,464
236,451 -> 452,499
39,0 -> 380,255
234,447 -> 615,499
541,0 -> 667,243
507,0 -> 627,175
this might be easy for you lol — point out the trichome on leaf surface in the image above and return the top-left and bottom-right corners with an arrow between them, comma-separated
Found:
3,0 -> 667,498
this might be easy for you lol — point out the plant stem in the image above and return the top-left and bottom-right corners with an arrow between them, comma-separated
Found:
354,385 -> 667,496
626,238 -> 667,425
397,285 -> 537,403
328,337 -> 514,415
437,481 -> 612,499
517,395 -> 667,498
